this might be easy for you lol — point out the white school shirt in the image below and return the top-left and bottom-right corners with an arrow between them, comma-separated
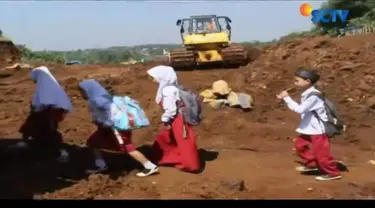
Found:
160,85 -> 180,123
282,86 -> 328,135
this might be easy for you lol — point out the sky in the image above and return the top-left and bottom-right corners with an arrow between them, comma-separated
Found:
0,0 -> 324,51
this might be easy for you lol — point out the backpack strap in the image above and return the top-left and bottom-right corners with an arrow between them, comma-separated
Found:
307,92 -> 346,137
305,91 -> 323,100
164,83 -> 183,90
306,91 -> 342,125
307,91 -> 343,123
305,91 -> 326,124
162,83 -> 184,113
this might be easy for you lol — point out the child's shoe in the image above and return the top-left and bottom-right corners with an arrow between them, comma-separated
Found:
57,149 -> 70,163
136,166 -> 159,177
86,159 -> 108,174
315,175 -> 342,181
57,154 -> 70,163
9,141 -> 29,149
295,166 -> 319,173
86,166 -> 108,174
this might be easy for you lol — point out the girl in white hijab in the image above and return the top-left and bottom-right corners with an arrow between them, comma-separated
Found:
147,65 -> 200,172
13,66 -> 73,163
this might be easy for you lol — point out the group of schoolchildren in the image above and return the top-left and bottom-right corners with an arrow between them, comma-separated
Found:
8,64 -> 343,181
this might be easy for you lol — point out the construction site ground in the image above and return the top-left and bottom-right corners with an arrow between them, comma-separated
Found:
1,34 -> 375,199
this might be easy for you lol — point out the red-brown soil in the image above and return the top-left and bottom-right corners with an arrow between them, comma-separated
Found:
0,40 -> 20,69
1,34 -> 375,199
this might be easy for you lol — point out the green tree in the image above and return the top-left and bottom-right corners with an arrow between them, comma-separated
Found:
314,0 -> 375,33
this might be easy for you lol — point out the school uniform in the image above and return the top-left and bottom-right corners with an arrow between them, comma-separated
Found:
19,106 -> 67,150
79,80 -> 136,153
80,79 -> 158,177
17,66 -> 72,159
283,86 -> 340,179
147,66 -> 200,172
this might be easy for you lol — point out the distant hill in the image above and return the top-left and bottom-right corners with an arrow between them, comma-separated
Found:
131,44 -> 181,56
30,43 -> 180,64
36,44 -> 181,56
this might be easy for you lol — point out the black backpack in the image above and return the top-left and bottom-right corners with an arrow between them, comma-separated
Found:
306,92 -> 346,138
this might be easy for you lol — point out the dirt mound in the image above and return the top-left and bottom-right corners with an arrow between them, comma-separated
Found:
1,34 -> 375,199
250,35 -> 375,135
243,44 -> 262,62
0,39 -> 20,69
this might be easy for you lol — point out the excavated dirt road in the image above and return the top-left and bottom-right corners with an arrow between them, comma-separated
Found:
1,34 -> 375,199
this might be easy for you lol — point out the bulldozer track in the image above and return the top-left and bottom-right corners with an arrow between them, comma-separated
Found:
169,44 -> 249,69
221,44 -> 249,66
169,48 -> 196,68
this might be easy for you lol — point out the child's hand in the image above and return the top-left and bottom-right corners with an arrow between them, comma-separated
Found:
277,91 -> 289,99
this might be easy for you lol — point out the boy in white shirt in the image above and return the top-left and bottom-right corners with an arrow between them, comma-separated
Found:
277,68 -> 341,181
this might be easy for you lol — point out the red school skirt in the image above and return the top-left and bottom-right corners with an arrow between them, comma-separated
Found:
152,113 -> 200,172
86,125 -> 136,153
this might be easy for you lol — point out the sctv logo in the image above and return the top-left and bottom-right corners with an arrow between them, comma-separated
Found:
300,3 -> 349,23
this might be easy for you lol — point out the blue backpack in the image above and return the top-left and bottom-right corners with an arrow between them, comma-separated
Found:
109,96 -> 150,131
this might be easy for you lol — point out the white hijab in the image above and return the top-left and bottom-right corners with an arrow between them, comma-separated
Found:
147,65 -> 178,104
30,66 -> 73,112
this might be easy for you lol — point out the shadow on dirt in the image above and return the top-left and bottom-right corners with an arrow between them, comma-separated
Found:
197,148 -> 219,173
0,138 -> 142,199
0,139 -> 218,199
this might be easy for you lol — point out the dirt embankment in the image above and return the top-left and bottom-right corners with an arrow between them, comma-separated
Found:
0,41 -> 20,69
1,34 -> 375,199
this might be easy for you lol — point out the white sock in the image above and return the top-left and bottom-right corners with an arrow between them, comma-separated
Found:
59,149 -> 69,157
95,159 -> 107,168
143,161 -> 156,169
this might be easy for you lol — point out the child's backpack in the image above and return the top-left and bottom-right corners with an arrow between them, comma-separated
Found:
306,92 -> 346,138
166,84 -> 202,126
109,96 -> 150,131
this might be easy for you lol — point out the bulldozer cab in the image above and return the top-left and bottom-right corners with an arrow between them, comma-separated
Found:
176,15 -> 232,39
194,17 -> 219,33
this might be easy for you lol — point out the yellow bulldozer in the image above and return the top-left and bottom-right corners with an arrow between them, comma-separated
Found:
168,15 -> 249,69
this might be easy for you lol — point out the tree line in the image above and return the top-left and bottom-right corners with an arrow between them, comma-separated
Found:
279,0 -> 375,41
20,47 -> 148,64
